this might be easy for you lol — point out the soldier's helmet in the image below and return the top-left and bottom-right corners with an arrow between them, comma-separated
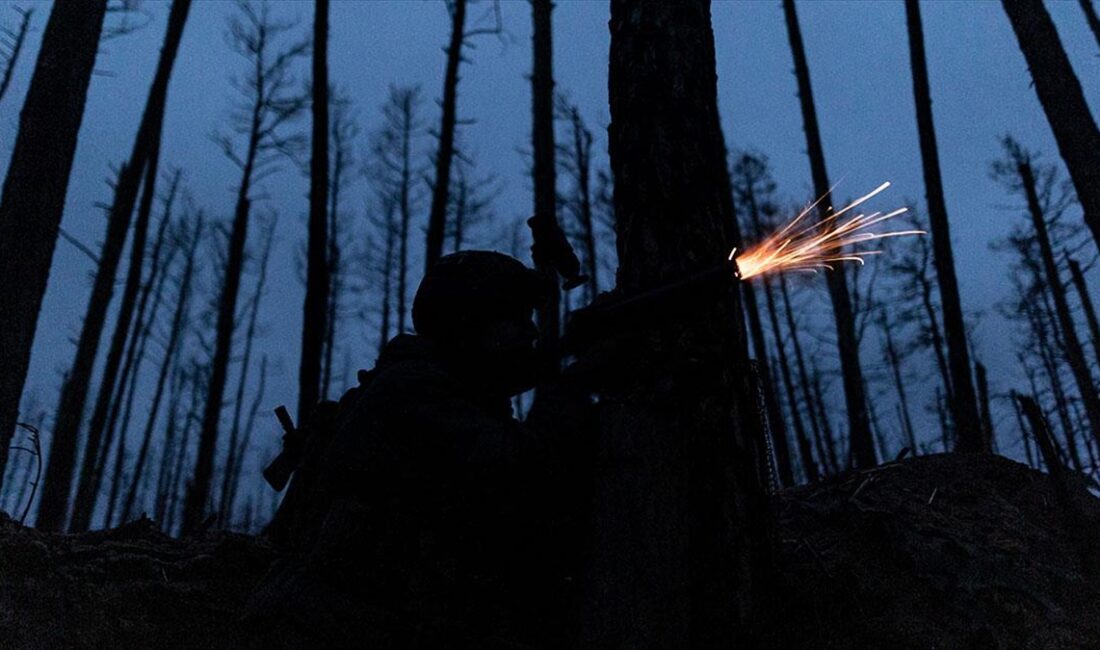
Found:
413,250 -> 548,340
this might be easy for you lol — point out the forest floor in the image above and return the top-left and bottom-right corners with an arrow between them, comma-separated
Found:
1,453 -> 1098,648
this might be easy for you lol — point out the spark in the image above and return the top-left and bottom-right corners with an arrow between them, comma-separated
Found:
732,182 -> 923,281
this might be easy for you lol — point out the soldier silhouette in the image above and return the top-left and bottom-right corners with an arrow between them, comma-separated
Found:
246,250 -> 590,648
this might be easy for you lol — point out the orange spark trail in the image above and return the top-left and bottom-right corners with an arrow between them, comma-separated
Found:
732,182 -> 923,281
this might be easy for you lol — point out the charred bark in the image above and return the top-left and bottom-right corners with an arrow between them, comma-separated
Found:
36,0 -> 190,531
1002,0 -> 1100,255
586,1 -> 770,644
531,0 -> 562,389
424,0 -> 466,270
0,0 -> 107,504
905,0 -> 984,452
298,0 -> 330,422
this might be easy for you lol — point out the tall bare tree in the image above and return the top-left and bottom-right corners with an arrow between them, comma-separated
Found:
1066,254 -> 1100,374
298,0 -> 330,423
0,0 -> 107,492
424,0 -> 501,270
905,0 -> 984,451
531,0 -> 562,389
368,85 -> 424,335
994,138 -> 1100,450
1002,0 -> 1100,254
69,171 -> 182,532
781,0 -> 875,468
585,1 -> 770,644
557,96 -> 599,302
34,0 -> 190,531
182,2 -> 307,533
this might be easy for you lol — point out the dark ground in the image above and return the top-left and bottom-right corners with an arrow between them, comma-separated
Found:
1,453 -> 1097,648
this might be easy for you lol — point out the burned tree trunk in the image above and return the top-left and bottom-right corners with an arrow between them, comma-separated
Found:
0,0 -> 107,497
424,0 -> 466,271
1002,0 -> 1100,254
182,5 -> 307,533
778,276 -> 832,471
879,312 -> 918,455
298,0 -> 330,423
905,0 -> 984,452
36,0 -> 190,531
585,1 -> 770,645
782,0 -> 875,468
763,278 -> 818,482
1082,0 -> 1100,51
531,0 -> 562,389
120,217 -> 201,523
1013,147 -> 1100,449
1066,255 -> 1100,374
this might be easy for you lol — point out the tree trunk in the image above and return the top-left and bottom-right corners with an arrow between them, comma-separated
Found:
811,361 -> 840,472
298,0 -> 330,423
905,0 -> 984,452
35,0 -> 190,531
121,217 -> 200,523
424,0 -> 466,271
0,0 -> 107,503
1002,0 -> 1100,255
218,223 -> 274,526
778,275 -> 832,471
1066,255 -> 1100,374
1017,155 -> 1100,448
781,0 -> 875,468
182,114 -> 261,535
586,2 -> 770,645
1024,298 -> 1082,471
531,0 -> 562,390
741,278 -> 795,487
763,278 -> 818,482
880,312 -> 919,455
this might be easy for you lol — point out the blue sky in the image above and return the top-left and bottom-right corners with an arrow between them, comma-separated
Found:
1,0 -> 1098,512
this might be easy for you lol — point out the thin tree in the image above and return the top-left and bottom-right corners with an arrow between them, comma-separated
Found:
731,153 -> 796,486
0,6 -> 33,105
905,0 -> 984,451
68,168 -> 182,534
0,0 -> 108,490
298,0 -> 329,423
585,1 -> 769,644
556,96 -> 599,302
779,276 -> 834,472
368,85 -> 424,334
994,138 -> 1100,449
423,0 -> 502,270
182,2 -> 308,533
1002,0 -> 1100,254
426,0 -> 466,269
120,215 -> 202,523
218,218 -> 275,526
36,1 -> 190,531
530,0 -> 562,389
877,310 -> 918,455
1066,254 -> 1100,374
975,361 -> 997,452
782,0 -> 875,468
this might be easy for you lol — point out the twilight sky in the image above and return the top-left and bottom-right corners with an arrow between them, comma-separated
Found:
2,0 -> 1098,502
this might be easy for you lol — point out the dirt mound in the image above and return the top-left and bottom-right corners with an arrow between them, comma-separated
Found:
1,454 -> 1096,648
775,453 -> 1100,648
0,515 -> 274,648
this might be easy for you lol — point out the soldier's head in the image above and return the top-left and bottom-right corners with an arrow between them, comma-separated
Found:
413,251 -> 548,396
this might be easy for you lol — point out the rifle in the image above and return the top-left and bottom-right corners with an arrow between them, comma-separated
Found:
527,213 -> 588,290
562,260 -> 739,355
262,405 -> 302,491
